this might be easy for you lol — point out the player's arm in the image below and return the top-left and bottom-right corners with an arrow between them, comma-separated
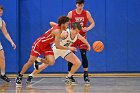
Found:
1,20 -> 16,49
49,22 -> 68,39
49,22 -> 58,27
60,31 -> 68,39
53,29 -> 76,51
85,11 -> 95,31
67,11 -> 72,19
77,34 -> 90,51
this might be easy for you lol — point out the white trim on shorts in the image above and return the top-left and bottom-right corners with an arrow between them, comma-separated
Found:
52,45 -> 72,59
0,42 -> 3,50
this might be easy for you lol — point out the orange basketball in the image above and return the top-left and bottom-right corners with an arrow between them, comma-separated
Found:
93,41 -> 104,52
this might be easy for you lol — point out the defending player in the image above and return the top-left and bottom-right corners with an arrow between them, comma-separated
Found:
26,22 -> 91,85
67,0 -> 95,84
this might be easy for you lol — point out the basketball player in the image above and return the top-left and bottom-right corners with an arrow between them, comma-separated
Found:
15,16 -> 76,86
26,22 -> 91,85
0,5 -> 16,82
67,0 -> 95,84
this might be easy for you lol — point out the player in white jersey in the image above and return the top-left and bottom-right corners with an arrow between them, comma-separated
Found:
0,5 -> 16,82
26,22 -> 90,85
51,28 -> 78,59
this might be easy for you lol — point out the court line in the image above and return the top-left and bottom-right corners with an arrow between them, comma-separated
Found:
27,78 -> 45,87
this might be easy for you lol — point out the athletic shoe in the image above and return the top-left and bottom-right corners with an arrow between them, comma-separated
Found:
15,74 -> 23,86
26,76 -> 33,84
0,74 -> 11,82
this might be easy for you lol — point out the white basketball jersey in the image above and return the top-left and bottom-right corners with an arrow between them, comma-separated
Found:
0,17 -> 2,29
60,29 -> 78,47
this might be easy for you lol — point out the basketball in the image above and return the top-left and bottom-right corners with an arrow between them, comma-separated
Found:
93,41 -> 104,52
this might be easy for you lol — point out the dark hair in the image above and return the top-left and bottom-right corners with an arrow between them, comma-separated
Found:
58,16 -> 69,26
71,22 -> 82,30
76,0 -> 85,4
0,5 -> 4,10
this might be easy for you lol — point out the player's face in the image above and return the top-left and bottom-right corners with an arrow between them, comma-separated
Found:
0,9 -> 3,16
73,28 -> 80,34
62,22 -> 69,31
76,3 -> 84,10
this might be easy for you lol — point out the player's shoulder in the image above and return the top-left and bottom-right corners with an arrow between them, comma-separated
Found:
86,10 -> 91,14
51,26 -> 61,35
53,25 -> 60,29
68,11 -> 72,16
52,25 -> 60,31
68,9 -> 76,14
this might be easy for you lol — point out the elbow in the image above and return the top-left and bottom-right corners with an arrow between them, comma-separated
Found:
92,22 -> 95,27
49,22 -> 53,26
93,22 -> 95,27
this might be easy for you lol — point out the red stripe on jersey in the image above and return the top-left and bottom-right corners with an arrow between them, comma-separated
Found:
35,25 -> 60,45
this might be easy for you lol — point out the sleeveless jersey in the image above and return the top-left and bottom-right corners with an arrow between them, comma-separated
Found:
70,9 -> 88,35
52,29 -> 78,47
36,25 -> 60,46
0,17 -> 3,29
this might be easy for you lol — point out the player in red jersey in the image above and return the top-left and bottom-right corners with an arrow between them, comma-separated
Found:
15,16 -> 76,86
67,0 -> 95,84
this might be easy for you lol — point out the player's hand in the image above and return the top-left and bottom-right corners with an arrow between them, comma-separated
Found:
11,42 -> 16,49
82,27 -> 88,32
87,45 -> 91,51
69,47 -> 77,52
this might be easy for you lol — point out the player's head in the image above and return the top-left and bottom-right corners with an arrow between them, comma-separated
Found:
71,22 -> 82,33
0,5 -> 4,16
58,16 -> 69,30
76,0 -> 84,10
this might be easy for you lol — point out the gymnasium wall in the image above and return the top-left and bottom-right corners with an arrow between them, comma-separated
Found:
0,0 -> 18,73
0,0 -> 140,73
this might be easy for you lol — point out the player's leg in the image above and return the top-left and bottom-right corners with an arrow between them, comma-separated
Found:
78,36 -> 90,84
0,49 -> 10,82
64,52 -> 81,85
80,49 -> 90,83
68,41 -> 78,72
26,55 -> 55,84
26,63 -> 48,84
41,45 -> 55,66
65,53 -> 81,75
16,55 -> 38,86
67,42 -> 77,83
27,47 -> 58,84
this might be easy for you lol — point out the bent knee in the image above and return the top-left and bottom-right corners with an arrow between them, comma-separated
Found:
77,61 -> 81,66
27,59 -> 35,66
49,61 -> 55,66
74,59 -> 81,66
49,62 -> 55,66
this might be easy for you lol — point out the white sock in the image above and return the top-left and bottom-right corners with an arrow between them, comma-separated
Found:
29,73 -> 34,77
1,71 -> 5,76
68,72 -> 72,77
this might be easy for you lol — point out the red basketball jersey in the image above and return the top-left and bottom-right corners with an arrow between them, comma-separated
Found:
36,25 -> 60,46
70,9 -> 88,35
